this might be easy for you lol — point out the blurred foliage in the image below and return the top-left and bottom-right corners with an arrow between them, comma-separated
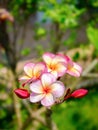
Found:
38,0 -> 84,29
63,31 -> 77,47
0,63 -> 4,68
87,26 -> 98,50
8,0 -> 38,22
21,48 -> 31,56
6,0 -> 98,51
34,27 -> 46,40
72,52 -> 80,61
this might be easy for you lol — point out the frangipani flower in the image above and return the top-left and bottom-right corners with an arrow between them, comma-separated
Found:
0,8 -> 14,22
64,56 -> 82,77
58,54 -> 82,77
19,62 -> 47,86
42,52 -> 67,78
30,73 -> 65,107
14,52 -> 86,108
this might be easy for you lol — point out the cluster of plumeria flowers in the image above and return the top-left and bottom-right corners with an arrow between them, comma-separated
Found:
14,52 -> 88,108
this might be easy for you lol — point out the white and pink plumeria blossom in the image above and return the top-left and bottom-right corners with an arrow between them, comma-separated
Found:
64,56 -> 82,77
42,52 -> 67,78
58,54 -> 82,77
19,62 -> 47,86
30,73 -> 65,107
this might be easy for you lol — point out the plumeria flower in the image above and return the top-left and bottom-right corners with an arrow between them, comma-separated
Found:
30,73 -> 65,107
64,56 -> 82,77
19,62 -> 47,86
0,8 -> 14,22
58,54 -> 82,77
42,52 -> 67,78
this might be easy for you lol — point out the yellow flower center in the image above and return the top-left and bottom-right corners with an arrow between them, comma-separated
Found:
49,63 -> 56,71
67,64 -> 73,70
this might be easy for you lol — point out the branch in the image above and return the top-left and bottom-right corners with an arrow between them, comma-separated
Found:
82,73 -> 98,78
76,78 -> 98,89
17,21 -> 28,60
45,108 -> 58,130
22,100 -> 46,125
82,59 -> 98,76
12,75 -> 23,130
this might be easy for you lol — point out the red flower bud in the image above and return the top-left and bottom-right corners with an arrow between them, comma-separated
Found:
70,89 -> 88,98
14,88 -> 30,99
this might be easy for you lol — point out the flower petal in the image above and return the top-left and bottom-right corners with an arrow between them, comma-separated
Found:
66,62 -> 82,77
33,62 -> 47,78
55,62 -> 67,77
50,71 -> 58,78
41,93 -> 55,107
41,73 -> 56,87
51,81 -> 65,97
42,52 -> 55,65
19,75 -> 30,81
57,54 -> 72,64
30,93 -> 45,103
30,80 -> 43,94
52,55 -> 65,64
24,63 -> 35,77
64,55 -> 72,63
73,62 -> 82,74
66,67 -> 80,77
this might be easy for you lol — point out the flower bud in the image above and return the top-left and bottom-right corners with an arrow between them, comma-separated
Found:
70,89 -> 88,98
14,88 -> 30,99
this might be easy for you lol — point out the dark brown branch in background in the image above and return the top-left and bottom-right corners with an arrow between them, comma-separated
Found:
45,109 -> 53,130
11,22 -> 19,55
0,2 -> 22,129
18,21 -> 28,59
45,108 -> 58,130
0,21 -> 17,72
50,22 -> 64,53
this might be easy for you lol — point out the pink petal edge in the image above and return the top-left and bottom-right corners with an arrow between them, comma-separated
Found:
51,81 -> 65,97
41,93 -> 55,107
30,93 -> 45,103
41,73 -> 56,87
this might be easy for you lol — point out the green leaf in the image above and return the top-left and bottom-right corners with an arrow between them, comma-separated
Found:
21,48 -> 31,56
36,28 -> 46,36
0,63 -> 4,69
87,26 -> 98,50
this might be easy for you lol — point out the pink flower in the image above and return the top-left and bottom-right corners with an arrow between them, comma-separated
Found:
0,8 -> 14,22
14,88 -> 30,99
42,52 -> 67,78
58,54 -> 82,77
30,73 -> 65,107
70,89 -> 88,98
19,62 -> 47,86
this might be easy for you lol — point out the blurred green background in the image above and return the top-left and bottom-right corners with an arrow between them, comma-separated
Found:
0,0 -> 98,130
